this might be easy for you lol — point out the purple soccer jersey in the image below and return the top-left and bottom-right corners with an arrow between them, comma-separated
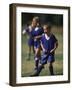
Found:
25,26 -> 34,46
41,34 -> 57,52
40,33 -> 57,64
32,26 -> 44,48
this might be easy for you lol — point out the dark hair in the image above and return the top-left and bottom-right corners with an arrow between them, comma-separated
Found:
33,16 -> 40,23
43,23 -> 52,30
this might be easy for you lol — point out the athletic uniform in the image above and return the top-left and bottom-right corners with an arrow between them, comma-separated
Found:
31,26 -> 44,69
30,33 -> 58,76
40,33 -> 57,65
32,26 -> 44,49
25,26 -> 34,47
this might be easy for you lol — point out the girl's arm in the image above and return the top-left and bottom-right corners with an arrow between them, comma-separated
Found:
34,35 -> 42,39
50,41 -> 58,53
41,42 -> 46,52
22,29 -> 26,34
22,25 -> 32,35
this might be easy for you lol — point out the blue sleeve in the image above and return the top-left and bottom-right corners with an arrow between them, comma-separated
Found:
40,35 -> 44,44
53,35 -> 58,43
40,27 -> 44,35
25,27 -> 29,33
31,30 -> 35,37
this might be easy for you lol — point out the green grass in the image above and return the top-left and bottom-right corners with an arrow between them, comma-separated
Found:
21,26 -> 63,77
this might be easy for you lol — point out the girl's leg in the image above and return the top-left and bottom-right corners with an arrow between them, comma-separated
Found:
30,64 -> 44,76
28,46 -> 31,60
49,62 -> 54,75
28,46 -> 35,60
34,47 -> 41,69
32,46 -> 35,54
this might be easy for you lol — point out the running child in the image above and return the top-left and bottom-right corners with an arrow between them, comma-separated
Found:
31,17 -> 44,70
31,24 -> 58,76
22,22 -> 35,60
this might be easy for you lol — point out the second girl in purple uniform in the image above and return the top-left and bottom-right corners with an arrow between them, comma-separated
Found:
22,23 -> 35,60
31,17 -> 44,70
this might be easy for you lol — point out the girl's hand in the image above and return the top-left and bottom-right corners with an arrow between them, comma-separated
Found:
43,49 -> 49,54
50,41 -> 58,54
50,49 -> 55,54
43,48 -> 46,52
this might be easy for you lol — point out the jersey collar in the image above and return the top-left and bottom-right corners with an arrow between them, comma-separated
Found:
45,34 -> 50,40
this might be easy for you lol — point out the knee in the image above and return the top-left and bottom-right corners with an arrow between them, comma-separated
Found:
39,64 -> 44,69
35,49 -> 40,56
49,62 -> 53,68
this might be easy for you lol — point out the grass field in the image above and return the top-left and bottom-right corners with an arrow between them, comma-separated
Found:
21,26 -> 63,77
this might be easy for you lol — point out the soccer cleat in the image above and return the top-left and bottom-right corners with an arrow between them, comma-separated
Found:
30,65 -> 44,76
49,65 -> 54,75
29,70 -> 39,76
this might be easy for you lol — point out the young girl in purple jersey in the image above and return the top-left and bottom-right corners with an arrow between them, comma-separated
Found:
31,24 -> 58,76
22,22 -> 35,60
31,17 -> 44,70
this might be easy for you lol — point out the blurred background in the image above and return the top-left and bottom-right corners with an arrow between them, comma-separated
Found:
21,13 -> 63,77
22,13 -> 63,29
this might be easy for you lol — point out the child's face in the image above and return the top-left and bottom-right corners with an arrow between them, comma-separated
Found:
43,26 -> 51,34
32,18 -> 37,27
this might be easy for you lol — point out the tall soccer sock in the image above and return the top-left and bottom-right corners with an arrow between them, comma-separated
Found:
49,65 -> 54,75
35,60 -> 39,69
35,55 -> 40,69
33,65 -> 44,76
